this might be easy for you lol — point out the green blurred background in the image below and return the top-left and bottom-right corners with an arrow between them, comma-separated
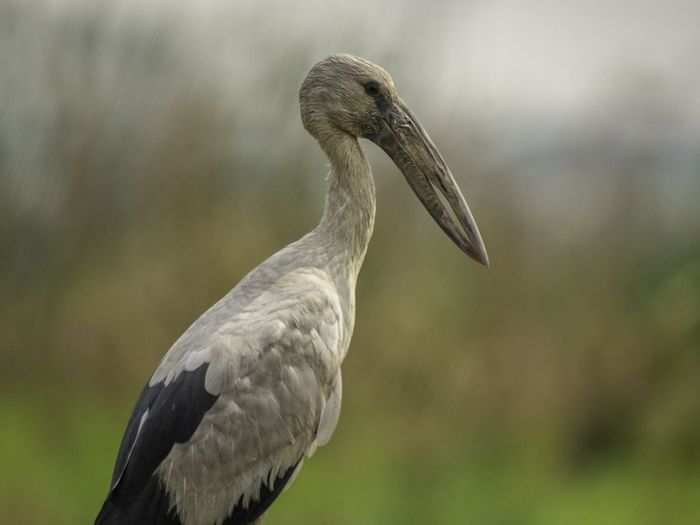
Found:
2,1 -> 699,524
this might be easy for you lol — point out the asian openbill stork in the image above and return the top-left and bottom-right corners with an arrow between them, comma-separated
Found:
95,54 -> 488,525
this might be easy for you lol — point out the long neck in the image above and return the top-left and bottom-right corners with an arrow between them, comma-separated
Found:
315,132 -> 376,282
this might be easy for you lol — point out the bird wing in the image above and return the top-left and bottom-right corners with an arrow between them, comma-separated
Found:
96,268 -> 344,525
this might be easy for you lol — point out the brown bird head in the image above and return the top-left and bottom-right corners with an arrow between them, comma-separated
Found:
300,54 -> 489,266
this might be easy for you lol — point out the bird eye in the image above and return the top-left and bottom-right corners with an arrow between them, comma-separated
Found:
364,81 -> 380,97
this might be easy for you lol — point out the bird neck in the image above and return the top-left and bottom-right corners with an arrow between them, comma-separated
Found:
316,132 -> 376,281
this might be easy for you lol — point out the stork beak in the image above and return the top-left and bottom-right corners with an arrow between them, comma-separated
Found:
370,98 -> 489,266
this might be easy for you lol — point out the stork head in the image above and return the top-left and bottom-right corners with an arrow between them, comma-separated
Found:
300,54 -> 489,267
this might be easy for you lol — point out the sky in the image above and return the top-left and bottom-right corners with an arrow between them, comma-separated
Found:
450,1 -> 700,117
43,0 -> 697,123
43,0 -> 700,121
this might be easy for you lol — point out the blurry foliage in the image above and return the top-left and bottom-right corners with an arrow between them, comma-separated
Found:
1,2 -> 699,524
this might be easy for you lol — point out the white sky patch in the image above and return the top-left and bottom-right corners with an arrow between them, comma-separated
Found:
441,0 -> 700,117
43,0 -> 700,121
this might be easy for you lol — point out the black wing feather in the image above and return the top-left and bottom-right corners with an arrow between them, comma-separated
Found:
96,363 -> 218,524
96,362 -> 301,525
94,473 -> 180,525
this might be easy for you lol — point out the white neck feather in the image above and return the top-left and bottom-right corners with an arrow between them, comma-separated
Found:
315,132 -> 376,283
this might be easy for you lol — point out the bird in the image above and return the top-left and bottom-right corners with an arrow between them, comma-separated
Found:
94,54 -> 488,525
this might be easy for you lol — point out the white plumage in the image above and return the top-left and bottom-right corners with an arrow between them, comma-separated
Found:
95,54 -> 487,525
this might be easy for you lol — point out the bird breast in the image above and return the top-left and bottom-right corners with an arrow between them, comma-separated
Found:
151,268 -> 349,525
